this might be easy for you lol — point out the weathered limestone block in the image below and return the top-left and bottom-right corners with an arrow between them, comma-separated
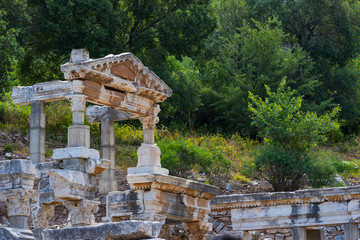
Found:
48,169 -> 98,200
85,157 -> 111,175
53,146 -> 99,160
0,159 -> 36,190
42,221 -> 163,240
0,227 -> 35,240
63,199 -> 99,226
36,162 -> 62,204
107,190 -> 144,221
31,204 -> 55,229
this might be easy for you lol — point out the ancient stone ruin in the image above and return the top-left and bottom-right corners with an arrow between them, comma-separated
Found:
1,49 -> 218,240
1,49 -> 360,240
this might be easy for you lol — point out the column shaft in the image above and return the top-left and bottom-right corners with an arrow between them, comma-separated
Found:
345,223 -> 359,240
99,119 -> 117,193
292,227 -> 307,240
30,101 -> 45,164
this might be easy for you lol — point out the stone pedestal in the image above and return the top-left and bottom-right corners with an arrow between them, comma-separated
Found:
127,144 -> 169,175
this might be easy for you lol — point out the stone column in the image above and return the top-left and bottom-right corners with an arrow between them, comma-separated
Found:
344,223 -> 359,240
30,101 -> 45,164
99,119 -> 117,193
66,94 -> 89,148
127,110 -> 168,175
292,227 -> 307,240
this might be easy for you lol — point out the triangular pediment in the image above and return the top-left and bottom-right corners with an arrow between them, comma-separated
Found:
61,50 -> 172,102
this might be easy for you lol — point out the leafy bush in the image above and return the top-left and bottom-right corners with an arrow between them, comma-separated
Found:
158,138 -> 231,184
0,93 -> 30,133
249,80 -> 340,191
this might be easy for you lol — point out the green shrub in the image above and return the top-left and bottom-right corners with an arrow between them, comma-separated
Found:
157,138 -> 231,183
0,93 -> 30,133
249,80 -> 340,191
255,145 -> 310,191
4,143 -> 13,152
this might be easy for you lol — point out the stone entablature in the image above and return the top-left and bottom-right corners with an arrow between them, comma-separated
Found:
211,187 -> 360,240
211,186 -> 360,211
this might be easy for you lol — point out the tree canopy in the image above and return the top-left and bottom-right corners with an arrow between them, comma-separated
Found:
1,0 -> 360,137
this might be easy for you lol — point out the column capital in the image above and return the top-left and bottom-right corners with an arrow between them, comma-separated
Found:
6,189 -> 37,217
139,114 -> 159,130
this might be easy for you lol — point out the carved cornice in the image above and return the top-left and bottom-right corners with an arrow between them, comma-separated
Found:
211,186 -> 360,211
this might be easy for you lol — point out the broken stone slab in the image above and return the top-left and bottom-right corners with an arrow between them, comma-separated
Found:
86,105 -> 137,123
0,227 -> 35,240
48,169 -> 98,200
52,147 -> 110,174
35,161 -> 62,179
42,220 -> 163,240
52,147 -> 100,161
0,159 -> 36,190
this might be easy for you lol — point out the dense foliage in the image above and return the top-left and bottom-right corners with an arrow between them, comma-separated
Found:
2,0 -> 360,190
1,0 -> 360,136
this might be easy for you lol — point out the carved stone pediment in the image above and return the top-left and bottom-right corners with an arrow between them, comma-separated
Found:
61,49 -> 172,103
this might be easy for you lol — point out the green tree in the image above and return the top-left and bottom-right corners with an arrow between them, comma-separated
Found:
246,0 -> 360,133
200,19 -> 320,134
160,56 -> 204,130
249,80 -> 340,191
0,0 -> 29,93
17,0 -> 216,87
